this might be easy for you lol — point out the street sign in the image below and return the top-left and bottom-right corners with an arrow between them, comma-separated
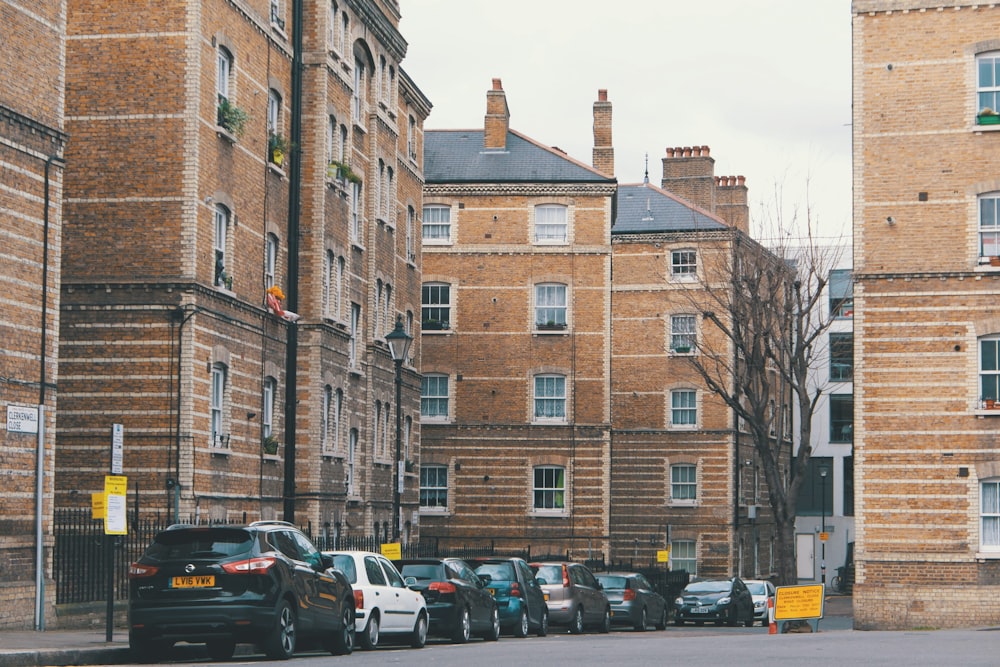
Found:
656,548 -> 671,563
111,424 -> 124,474
774,584 -> 825,621
103,475 -> 128,535
819,531 -> 829,542
381,542 -> 402,560
6,405 -> 38,434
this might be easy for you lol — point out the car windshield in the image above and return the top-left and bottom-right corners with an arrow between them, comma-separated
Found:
330,554 -> 358,583
596,575 -> 627,589
684,581 -> 731,594
144,527 -> 253,560
475,562 -> 515,582
745,582 -> 768,595
400,563 -> 443,581
533,565 -> 562,584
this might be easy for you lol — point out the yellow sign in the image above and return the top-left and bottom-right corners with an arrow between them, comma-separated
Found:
380,542 -> 402,560
104,475 -> 128,535
656,549 -> 671,563
819,532 -> 829,542
774,584 -> 825,620
104,475 -> 127,496
91,492 -> 105,519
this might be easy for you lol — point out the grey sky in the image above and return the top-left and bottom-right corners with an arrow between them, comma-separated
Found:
399,0 -> 852,243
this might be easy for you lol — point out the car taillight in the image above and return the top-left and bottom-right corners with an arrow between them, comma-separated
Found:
623,589 -> 637,601
354,589 -> 364,609
128,563 -> 158,579
562,565 -> 570,587
510,582 -> 522,598
429,581 -> 457,594
221,557 -> 277,574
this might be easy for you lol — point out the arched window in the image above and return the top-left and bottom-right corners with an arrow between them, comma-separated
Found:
534,204 -> 567,243
214,205 -> 230,288
265,234 -> 278,288
211,363 -> 228,448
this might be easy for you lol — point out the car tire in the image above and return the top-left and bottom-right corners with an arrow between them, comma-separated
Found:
537,609 -> 549,637
598,607 -> 611,634
206,638 -> 236,661
569,606 -> 585,634
262,600 -> 296,660
515,608 -> 529,638
484,606 -> 500,641
328,603 -> 355,655
674,617 -> 684,626
129,636 -> 170,663
452,606 -> 471,643
359,613 -> 380,651
634,607 -> 647,632
410,610 -> 428,649
654,607 -> 668,630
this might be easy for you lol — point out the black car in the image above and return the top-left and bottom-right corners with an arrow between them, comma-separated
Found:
471,557 -> 549,637
128,521 -> 355,661
673,577 -> 755,627
396,557 -> 500,643
595,572 -> 669,631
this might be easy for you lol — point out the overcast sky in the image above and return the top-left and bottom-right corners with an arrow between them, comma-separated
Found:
398,0 -> 852,244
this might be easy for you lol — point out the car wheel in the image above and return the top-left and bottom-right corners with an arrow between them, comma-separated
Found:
452,606 -> 471,643
634,607 -> 647,632
569,606 -> 585,634
359,612 -> 380,651
262,600 -> 296,660
328,603 -> 355,655
537,609 -> 549,637
514,608 -> 529,637
674,617 -> 684,626
484,606 -> 500,641
206,638 -> 236,661
598,607 -> 611,634
654,607 -> 668,630
410,610 -> 428,649
129,635 -> 170,663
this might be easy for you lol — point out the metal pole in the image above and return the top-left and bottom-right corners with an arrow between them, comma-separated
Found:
820,471 -> 827,584
393,358 -> 403,540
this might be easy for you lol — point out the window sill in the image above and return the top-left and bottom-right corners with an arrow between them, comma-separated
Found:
422,240 -> 452,247
263,453 -> 281,462
973,121 -> 1000,132
975,262 -> 1000,272
322,453 -> 344,461
216,126 -> 239,144
535,327 -> 568,334
211,448 -> 232,457
529,510 -> 568,518
976,551 -> 1000,560
975,409 -> 1000,416
421,329 -> 452,335
268,162 -> 287,178
418,507 -> 451,516
669,500 -> 698,507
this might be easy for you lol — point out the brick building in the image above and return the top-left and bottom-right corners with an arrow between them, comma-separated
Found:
0,0 -> 67,630
55,0 -> 428,543
854,0 -> 1000,628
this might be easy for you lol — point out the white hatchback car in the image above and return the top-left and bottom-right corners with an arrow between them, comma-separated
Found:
743,579 -> 776,627
325,550 -> 429,650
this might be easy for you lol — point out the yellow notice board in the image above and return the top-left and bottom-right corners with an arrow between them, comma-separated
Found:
380,542 -> 402,560
774,584 -> 825,620
656,549 -> 671,563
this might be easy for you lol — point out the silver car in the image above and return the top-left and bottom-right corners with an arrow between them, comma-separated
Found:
531,561 -> 610,634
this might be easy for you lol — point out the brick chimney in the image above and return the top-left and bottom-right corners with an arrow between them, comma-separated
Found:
592,89 -> 614,177
716,175 -> 750,233
484,78 -> 509,151
661,146 -> 716,213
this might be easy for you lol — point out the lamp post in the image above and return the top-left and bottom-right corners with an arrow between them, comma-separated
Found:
386,316 -> 413,541
819,464 -> 829,584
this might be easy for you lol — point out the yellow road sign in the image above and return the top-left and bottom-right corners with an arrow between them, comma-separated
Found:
774,584 -> 825,620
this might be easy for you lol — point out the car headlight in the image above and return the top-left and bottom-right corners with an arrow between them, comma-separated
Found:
717,597 -> 731,606
754,601 -> 765,609
674,597 -> 683,605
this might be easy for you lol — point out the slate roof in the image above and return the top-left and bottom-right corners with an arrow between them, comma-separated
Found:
424,129 -> 615,184
612,182 -> 728,235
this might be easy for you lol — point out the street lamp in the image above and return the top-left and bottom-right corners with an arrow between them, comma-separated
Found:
386,316 -> 413,541
819,464 -> 829,584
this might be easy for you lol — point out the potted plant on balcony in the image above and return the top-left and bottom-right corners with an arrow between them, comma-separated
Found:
422,319 -> 448,331
537,320 -> 566,331
268,133 -> 290,167
263,434 -> 280,455
673,345 -> 691,354
217,98 -> 249,138
978,107 -> 1000,125
327,159 -> 362,184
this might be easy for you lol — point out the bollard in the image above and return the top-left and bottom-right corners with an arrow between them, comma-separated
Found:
768,594 -> 777,634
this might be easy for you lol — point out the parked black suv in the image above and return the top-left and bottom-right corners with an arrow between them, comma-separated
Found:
128,521 -> 355,661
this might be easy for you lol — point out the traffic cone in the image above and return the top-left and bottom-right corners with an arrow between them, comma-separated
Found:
768,596 -> 777,634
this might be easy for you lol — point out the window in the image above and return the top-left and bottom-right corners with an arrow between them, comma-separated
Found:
534,375 -> 566,421
671,389 -> 697,427
420,465 -> 448,509
211,363 -> 227,448
982,337 -> 1000,402
347,428 -> 358,495
352,56 -> 365,118
671,315 -> 696,353
671,250 -> 697,278
408,115 -> 417,160
421,283 -> 450,330
327,1 -> 337,50
979,53 -> 1000,117
333,389 -> 343,453
349,303 -> 360,368
263,376 -> 276,441
267,89 -> 281,136
829,269 -> 853,319
335,255 -> 345,320
265,234 -> 278,289
340,13 -> 349,55
214,205 -> 230,287
983,480 -> 1000,550
671,464 -> 697,502
384,167 -> 394,227
374,401 -> 382,458
533,466 -> 566,511
796,457 -> 833,516
376,159 -> 384,221
323,250 -> 333,317
217,47 -> 232,104
671,540 -> 696,575
270,0 -> 285,30
403,415 -> 412,460
422,205 -> 451,243
829,332 -> 853,382
980,194 -> 1000,258
321,385 -> 331,452
830,394 -> 853,442
421,374 -> 449,419
534,204 -> 567,243
351,181 -> 362,245
326,114 -> 337,166
406,206 -> 415,261
535,284 -> 567,328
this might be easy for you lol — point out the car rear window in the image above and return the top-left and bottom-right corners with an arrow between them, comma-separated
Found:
596,575 -> 627,589
533,565 -> 562,584
745,581 -> 768,595
330,555 -> 358,583
475,562 -> 515,582
399,563 -> 444,581
144,527 -> 253,560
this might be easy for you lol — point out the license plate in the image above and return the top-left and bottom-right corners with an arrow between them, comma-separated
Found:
171,575 -> 215,588
691,607 -> 709,613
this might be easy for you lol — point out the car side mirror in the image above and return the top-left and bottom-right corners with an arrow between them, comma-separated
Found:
478,574 -> 492,586
320,554 -> 334,571
404,576 -> 418,587
536,577 -> 547,586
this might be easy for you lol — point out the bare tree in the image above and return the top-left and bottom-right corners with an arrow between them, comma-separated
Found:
690,213 -> 845,585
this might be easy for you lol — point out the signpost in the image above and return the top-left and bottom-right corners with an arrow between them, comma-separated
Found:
6,405 -> 38,433
104,426 -> 126,642
773,584 -> 825,633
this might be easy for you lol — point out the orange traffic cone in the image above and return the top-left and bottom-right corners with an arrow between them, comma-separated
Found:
768,595 -> 777,634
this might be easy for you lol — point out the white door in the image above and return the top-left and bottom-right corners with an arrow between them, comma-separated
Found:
796,533 -> 815,580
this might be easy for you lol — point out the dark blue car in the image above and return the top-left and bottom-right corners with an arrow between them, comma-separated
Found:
472,557 -> 548,637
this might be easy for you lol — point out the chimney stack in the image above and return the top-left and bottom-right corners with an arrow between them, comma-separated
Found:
484,78 -> 509,151
592,89 -> 614,177
661,145 -> 716,213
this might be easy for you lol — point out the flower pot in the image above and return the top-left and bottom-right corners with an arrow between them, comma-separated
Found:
271,148 -> 284,167
979,114 -> 1000,125
990,256 -> 1000,267
988,399 -> 998,410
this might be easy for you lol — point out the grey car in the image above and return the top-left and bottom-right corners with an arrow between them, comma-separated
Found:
530,561 -> 610,634
595,572 -> 669,631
